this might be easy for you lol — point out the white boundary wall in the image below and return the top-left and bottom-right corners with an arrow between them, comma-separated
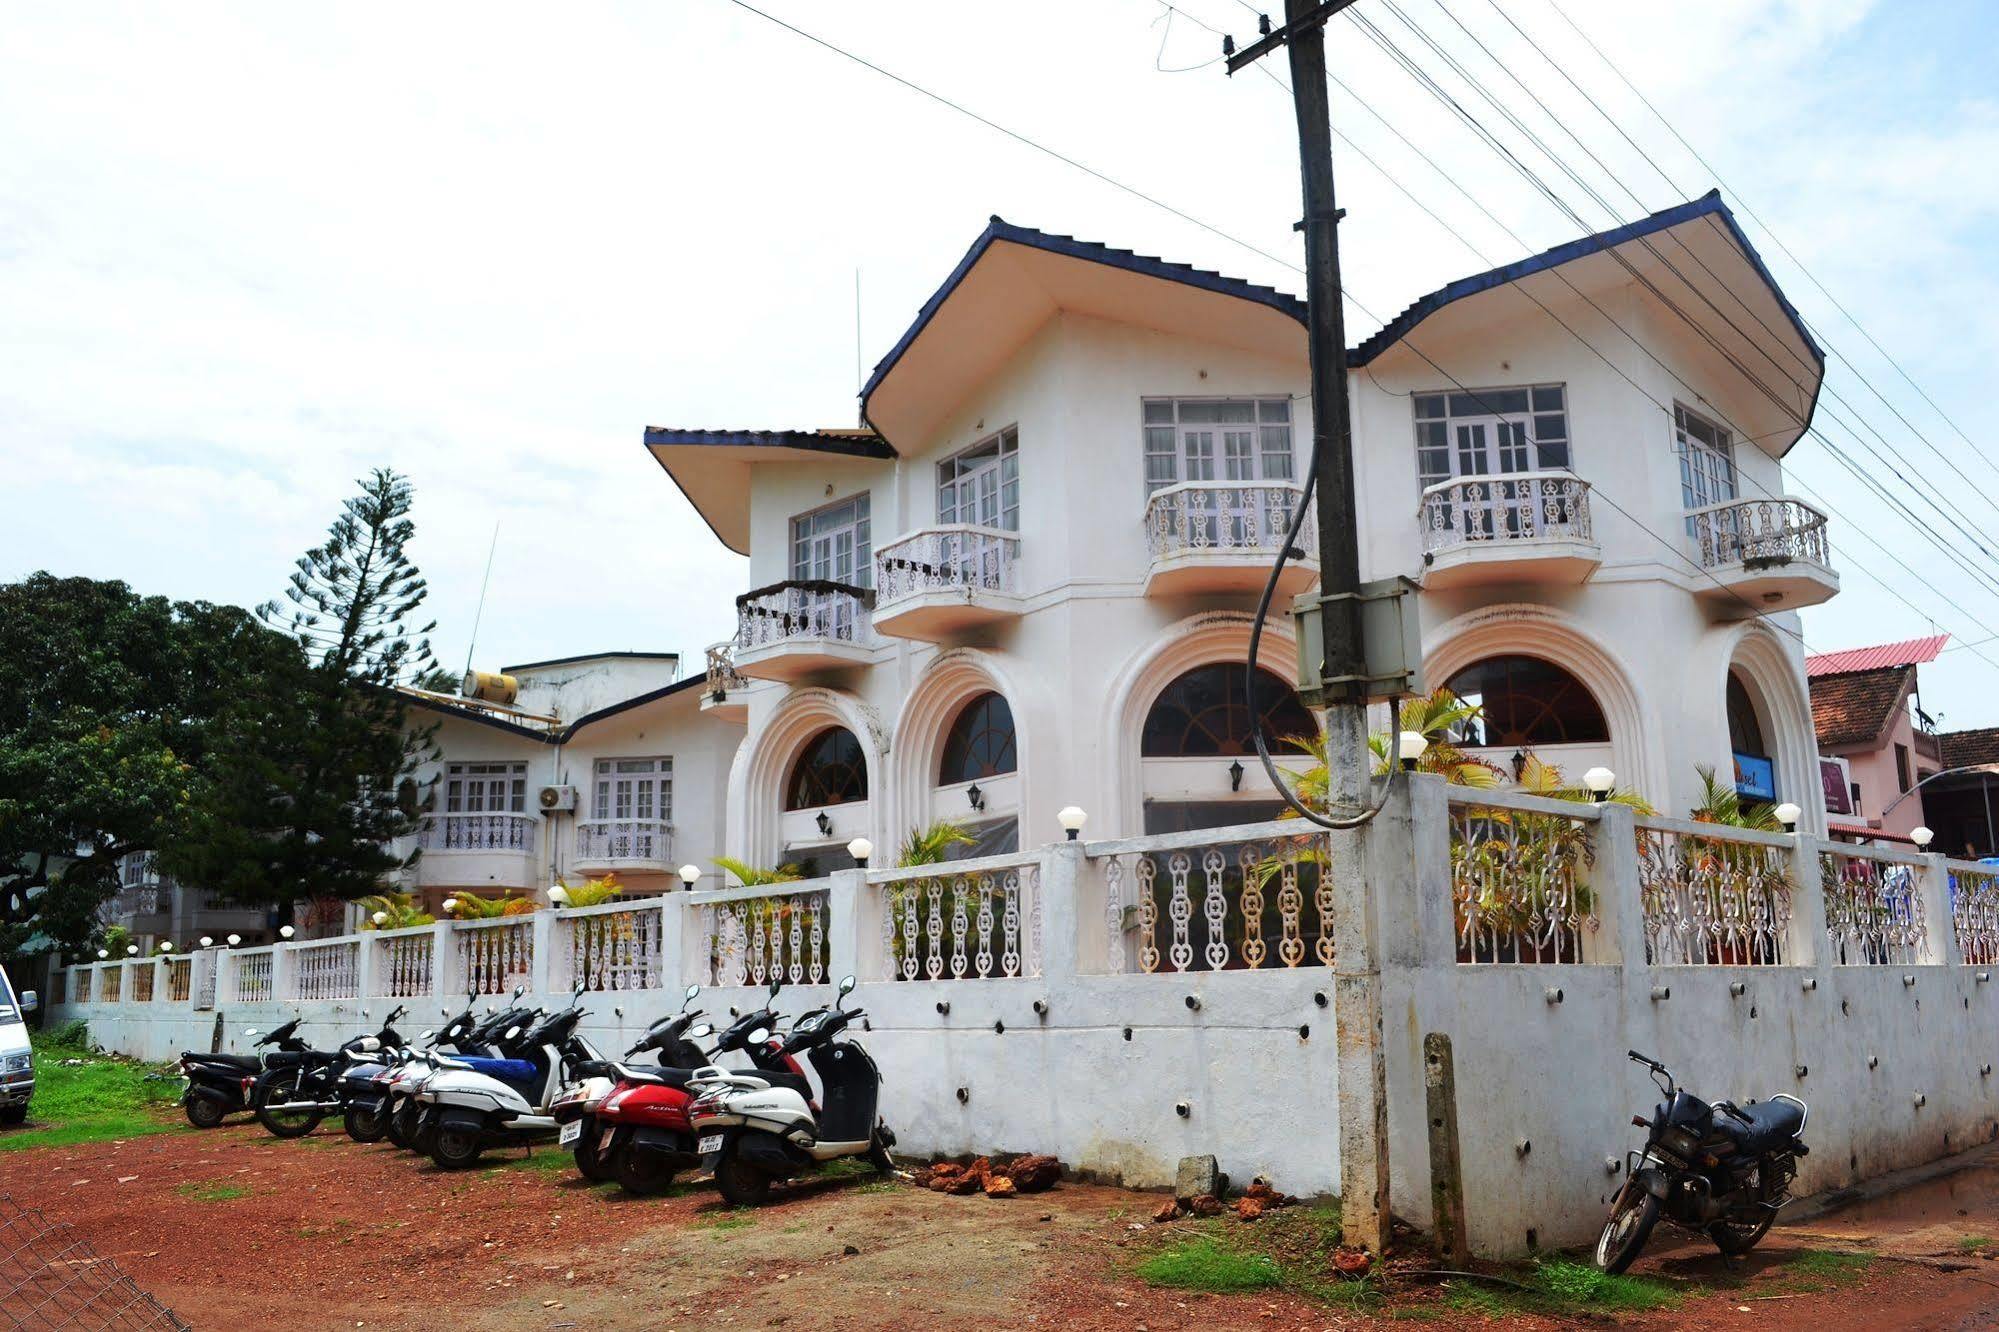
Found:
49,778 -> 1999,1256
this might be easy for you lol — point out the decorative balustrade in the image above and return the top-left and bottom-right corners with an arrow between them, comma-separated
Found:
697,884 -> 830,988
734,580 -> 873,652
420,812 -> 537,854
1419,472 -> 1594,553
374,929 -> 435,997
99,966 -> 121,1004
704,640 -> 747,699
1144,482 -> 1315,563
1949,862 -> 1999,966
1821,848 -> 1929,966
559,902 -> 664,992
1689,496 -> 1831,570
875,526 -> 1021,605
289,939 -> 360,1001
1636,819 -> 1795,965
1090,822 -> 1329,974
224,949 -> 273,1004
129,963 -> 154,1004
574,819 -> 674,866
1449,791 -> 1601,964
164,957 -> 191,1003
873,856 -> 1043,981
457,919 -> 535,995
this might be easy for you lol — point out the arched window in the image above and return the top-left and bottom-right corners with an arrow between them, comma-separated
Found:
1142,664 -> 1315,757
940,692 -> 1017,783
1444,655 -> 1609,747
784,727 -> 868,810
1726,672 -> 1765,756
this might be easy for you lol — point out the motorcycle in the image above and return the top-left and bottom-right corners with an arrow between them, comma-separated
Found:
418,985 -> 608,1170
251,1009 -> 411,1139
178,1018 -> 309,1129
551,985 -> 705,1184
1596,1049 -> 1809,1274
689,975 -> 895,1207
335,1004 -> 450,1142
386,991 -> 538,1153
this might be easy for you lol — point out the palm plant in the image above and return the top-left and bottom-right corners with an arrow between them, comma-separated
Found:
896,819 -> 977,868
712,857 -> 803,888
1689,764 -> 1779,829
1515,753 -> 1655,814
357,891 -> 434,930
1365,689 -> 1506,786
555,874 -> 623,908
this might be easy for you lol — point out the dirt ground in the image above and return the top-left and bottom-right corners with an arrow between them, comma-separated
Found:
9,1119 -> 1999,1329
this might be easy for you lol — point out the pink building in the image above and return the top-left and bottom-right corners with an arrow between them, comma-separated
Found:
1807,635 -> 1946,844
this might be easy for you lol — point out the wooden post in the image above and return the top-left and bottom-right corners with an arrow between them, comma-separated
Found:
1424,1031 -> 1470,1267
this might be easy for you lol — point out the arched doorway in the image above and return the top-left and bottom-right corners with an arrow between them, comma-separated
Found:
1140,663 -> 1316,834
779,725 -> 869,876
1443,653 -> 1612,786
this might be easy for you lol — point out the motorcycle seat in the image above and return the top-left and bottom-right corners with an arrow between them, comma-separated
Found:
185,1053 -> 261,1073
1717,1099 -> 1805,1154
735,1068 -> 814,1100
456,1056 -> 540,1088
262,1050 -> 341,1070
616,1065 -> 695,1090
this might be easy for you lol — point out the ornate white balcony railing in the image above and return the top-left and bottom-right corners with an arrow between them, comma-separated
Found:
871,855 -> 1043,981
1449,791 -> 1602,964
1688,496 -> 1831,570
1820,847 -> 1929,965
223,948 -> 274,1004
734,580 -> 873,653
1088,822 -> 1329,974
1637,819 -> 1795,965
419,812 -> 537,854
875,526 -> 1021,606
1949,862 -> 1999,966
704,640 -> 747,699
289,939 -> 360,1001
1144,482 -> 1316,563
457,918 -> 535,995
558,901 -> 665,992
1419,471 -> 1593,553
696,882 -> 831,988
373,928 -> 435,997
574,818 -> 674,865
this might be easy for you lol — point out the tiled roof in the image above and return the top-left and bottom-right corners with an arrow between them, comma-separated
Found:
1810,665 -> 1912,749
1805,634 -> 1949,678
641,428 -> 892,458
1940,728 -> 1999,769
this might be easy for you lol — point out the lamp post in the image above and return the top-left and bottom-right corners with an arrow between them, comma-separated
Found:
225,934 -> 241,947
278,925 -> 295,940
547,885 -> 570,907
199,936 -> 214,949
677,865 -> 703,891
1774,802 -> 1802,834
1912,826 -> 1935,850
1057,806 -> 1087,841
1583,768 -> 1616,804
1397,730 -> 1428,773
846,838 -> 874,869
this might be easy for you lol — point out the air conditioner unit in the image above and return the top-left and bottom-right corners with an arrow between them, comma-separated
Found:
538,785 -> 578,814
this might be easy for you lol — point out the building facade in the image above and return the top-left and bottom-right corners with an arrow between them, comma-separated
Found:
1807,636 -> 1947,845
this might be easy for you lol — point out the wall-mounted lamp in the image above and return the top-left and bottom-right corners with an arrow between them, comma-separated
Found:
1227,761 -> 1245,792
547,885 -> 570,907
846,838 -> 873,869
1511,750 -> 1529,781
678,864 -> 703,891
1058,806 -> 1087,841
1775,802 -> 1802,834
815,810 -> 833,837
1583,767 -> 1615,803
1913,826 -> 1935,849
1398,731 -> 1428,773
966,782 -> 985,812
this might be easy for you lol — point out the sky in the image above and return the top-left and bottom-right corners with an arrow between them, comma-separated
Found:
4,1 -> 1998,722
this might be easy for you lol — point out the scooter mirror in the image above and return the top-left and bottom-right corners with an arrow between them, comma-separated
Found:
728,1006 -> 740,1018
504,1026 -> 521,1041
838,975 -> 857,996
768,977 -> 782,998
747,1027 -> 770,1045
685,984 -> 701,1000
420,1030 -> 435,1040
689,1024 -> 714,1038
243,1029 -> 259,1038
513,985 -> 527,999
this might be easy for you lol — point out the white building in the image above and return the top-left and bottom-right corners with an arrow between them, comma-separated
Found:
638,192 -> 1833,873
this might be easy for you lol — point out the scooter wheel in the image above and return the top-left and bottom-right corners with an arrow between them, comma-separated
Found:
1594,1185 -> 1661,1275
714,1153 -> 772,1208
866,1136 -> 895,1175
614,1148 -> 677,1197
253,1070 -> 324,1140
574,1142 -> 615,1183
344,1104 -> 387,1144
183,1097 -> 227,1130
385,1102 -> 415,1150
432,1126 -> 484,1170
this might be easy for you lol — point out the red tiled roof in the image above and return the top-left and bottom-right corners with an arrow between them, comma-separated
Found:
1810,665 -> 1913,749
1805,634 -> 1949,678
1940,728 -> 1999,769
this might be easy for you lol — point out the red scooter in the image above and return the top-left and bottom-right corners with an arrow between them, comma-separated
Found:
595,980 -> 816,1195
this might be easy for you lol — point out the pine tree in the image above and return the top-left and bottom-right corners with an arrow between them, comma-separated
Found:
165,470 -> 440,909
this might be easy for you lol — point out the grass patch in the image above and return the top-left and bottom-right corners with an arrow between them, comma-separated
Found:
0,1036 -> 180,1153
816,1157 -> 873,1180
483,1149 -> 577,1177
1785,1248 -> 1873,1288
855,1178 -> 902,1195
698,1209 -> 757,1232
177,1182 -> 249,1203
1137,1238 -> 1282,1292
1959,1235 -> 1992,1254
1532,1259 -> 1680,1311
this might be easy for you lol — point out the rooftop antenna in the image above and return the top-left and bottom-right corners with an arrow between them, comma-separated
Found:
854,266 -> 864,423
461,520 -> 501,682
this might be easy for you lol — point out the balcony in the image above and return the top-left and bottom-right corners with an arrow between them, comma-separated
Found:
573,818 -> 675,871
701,641 -> 750,721
1418,472 -> 1599,589
1142,482 -> 1318,598
1688,496 -> 1838,611
416,812 -> 539,889
873,525 -> 1024,641
733,580 -> 875,681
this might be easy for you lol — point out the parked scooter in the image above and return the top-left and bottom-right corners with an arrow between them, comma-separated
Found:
550,985 -> 706,1183
1595,1050 -> 1809,1274
178,1018 -> 310,1129
418,985 -> 609,1169
251,1009 -> 410,1139
386,991 -> 537,1152
688,975 -> 895,1206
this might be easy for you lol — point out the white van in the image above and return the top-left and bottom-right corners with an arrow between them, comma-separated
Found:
0,963 -> 37,1125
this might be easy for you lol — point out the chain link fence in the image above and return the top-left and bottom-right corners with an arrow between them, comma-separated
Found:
0,1194 -> 189,1329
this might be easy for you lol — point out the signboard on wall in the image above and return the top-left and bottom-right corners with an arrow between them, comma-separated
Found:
1733,750 -> 1777,803
1821,756 -> 1854,815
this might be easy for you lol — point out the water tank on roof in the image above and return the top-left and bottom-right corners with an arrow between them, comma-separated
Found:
462,670 -> 519,704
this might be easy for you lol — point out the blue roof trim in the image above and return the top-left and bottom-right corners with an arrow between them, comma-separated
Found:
1350,190 -> 1824,370
860,217 -> 1308,416
643,427 -> 894,460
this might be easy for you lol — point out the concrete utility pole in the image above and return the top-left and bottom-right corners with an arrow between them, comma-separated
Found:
1227,0 -> 1391,1259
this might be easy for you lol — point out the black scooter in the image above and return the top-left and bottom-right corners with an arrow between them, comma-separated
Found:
1596,1050 -> 1809,1273
251,1010 -> 409,1140
179,1018 -> 309,1129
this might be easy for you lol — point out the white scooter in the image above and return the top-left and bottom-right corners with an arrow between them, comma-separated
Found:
417,985 -> 606,1169
686,975 -> 896,1206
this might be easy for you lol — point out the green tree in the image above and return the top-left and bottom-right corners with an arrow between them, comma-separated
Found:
165,469 -> 440,911
0,573 -> 293,956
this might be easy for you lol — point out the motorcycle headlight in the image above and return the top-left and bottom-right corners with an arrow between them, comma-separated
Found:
1657,1126 -> 1700,1163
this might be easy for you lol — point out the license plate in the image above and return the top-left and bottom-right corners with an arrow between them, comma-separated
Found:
558,1120 -> 582,1147
698,1134 -> 723,1154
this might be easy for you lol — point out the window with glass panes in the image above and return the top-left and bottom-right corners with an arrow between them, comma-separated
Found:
592,757 -> 671,825
1674,403 -> 1736,515
789,494 -> 871,588
1413,386 -> 1570,488
443,761 -> 527,814
938,428 -> 1019,530
1141,399 -> 1294,494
